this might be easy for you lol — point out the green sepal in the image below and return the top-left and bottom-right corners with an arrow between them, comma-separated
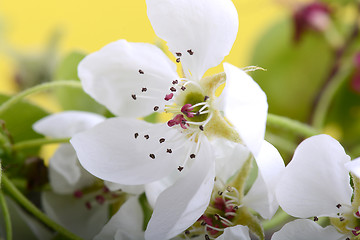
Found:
233,207 -> 264,240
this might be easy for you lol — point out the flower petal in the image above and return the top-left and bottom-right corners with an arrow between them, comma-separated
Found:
78,40 -> 178,117
271,219 -> 345,240
276,134 -> 352,218
222,63 -> 268,158
144,138 -> 215,240
345,157 -> 360,179
243,141 -> 284,219
33,111 -> 105,138
49,144 -> 96,194
42,192 -> 109,240
104,181 -> 145,195
71,117 -> 186,185
94,196 -> 144,240
215,225 -> 251,240
146,0 -> 238,80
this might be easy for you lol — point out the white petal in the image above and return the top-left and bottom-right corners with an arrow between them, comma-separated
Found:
243,141 -> 284,219
222,63 -> 268,158
345,157 -> 360,179
71,117 -> 187,185
215,225 -> 251,240
2,197 -> 54,240
42,192 -> 109,240
145,138 -> 215,240
49,144 -> 96,194
33,111 -> 105,138
78,40 -> 178,117
94,196 -> 144,240
211,138 -> 250,183
271,219 -> 344,240
276,134 -> 352,218
104,181 -> 145,195
146,0 -> 238,80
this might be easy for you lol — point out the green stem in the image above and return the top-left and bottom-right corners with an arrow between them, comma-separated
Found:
0,81 -> 82,115
0,190 -> 12,240
263,209 -> 291,231
267,113 -> 321,138
12,137 -> 70,151
1,175 -> 82,240
312,66 -> 352,129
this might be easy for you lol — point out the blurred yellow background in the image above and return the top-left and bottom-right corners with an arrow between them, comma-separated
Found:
0,0 -> 286,95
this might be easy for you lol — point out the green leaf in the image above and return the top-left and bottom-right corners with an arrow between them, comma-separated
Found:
249,18 -> 333,122
54,51 -> 107,114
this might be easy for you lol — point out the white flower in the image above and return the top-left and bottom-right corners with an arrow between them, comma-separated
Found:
71,0 -> 268,239
276,134 -> 360,239
33,111 -> 111,239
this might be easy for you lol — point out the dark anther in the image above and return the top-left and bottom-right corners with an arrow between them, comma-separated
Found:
195,111 -> 200,116
142,87 -> 147,92
233,206 -> 239,210
131,94 -> 137,100
201,221 -> 206,226
167,148 -> 172,153
199,125 -> 204,131
144,135 -> 149,139
178,166 -> 184,172
336,204 -> 342,209
159,138 -> 165,143
172,80 -> 178,84
204,96 -> 209,101
176,52 -> 182,57
205,234 -> 210,240
190,154 -> 196,159
218,191 -> 223,195
346,238 -> 350,240
154,106 -> 159,111
170,87 -> 176,92
184,230 -> 190,235
313,216 -> 318,221
134,133 -> 139,139
214,214 -> 220,220
149,154 -> 155,159
340,217 -> 345,221
187,49 -> 194,55
176,58 -> 181,63
181,86 -> 186,91
139,69 -> 144,74
85,202 -> 92,210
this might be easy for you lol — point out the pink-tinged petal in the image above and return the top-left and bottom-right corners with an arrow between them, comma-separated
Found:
222,63 -> 268,158
216,225 -> 251,240
33,111 -> 105,138
78,40 -> 178,117
42,192 -> 109,240
49,144 -> 96,194
271,219 -> 345,240
71,117 -> 186,185
345,157 -> 360,179
243,141 -> 284,219
146,0 -> 238,80
94,196 -> 144,240
276,134 -> 352,218
145,138 -> 215,240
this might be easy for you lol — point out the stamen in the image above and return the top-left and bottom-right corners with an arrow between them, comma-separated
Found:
154,106 -> 159,111
134,133 -> 139,138
190,154 -> 196,159
149,154 -> 155,159
176,58 -> 181,63
170,87 -> 177,92
178,166 -> 184,172
313,216 -> 318,221
172,80 -> 178,84
176,52 -> 182,57
167,148 -> 172,153
159,138 -> 165,143
204,96 -> 209,101
131,94 -> 137,100
144,135 -> 150,139
139,69 -> 144,74
199,125 -> 204,131
95,195 -> 106,205
85,202 -> 92,210
181,86 -> 186,91
165,93 -> 174,101
141,87 -> 147,92
187,49 -> 194,55
336,204 -> 342,209
73,190 -> 83,198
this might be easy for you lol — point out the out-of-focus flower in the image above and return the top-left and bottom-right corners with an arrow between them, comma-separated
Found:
276,134 -> 360,239
351,53 -> 360,94
71,0 -> 269,239
293,2 -> 331,42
